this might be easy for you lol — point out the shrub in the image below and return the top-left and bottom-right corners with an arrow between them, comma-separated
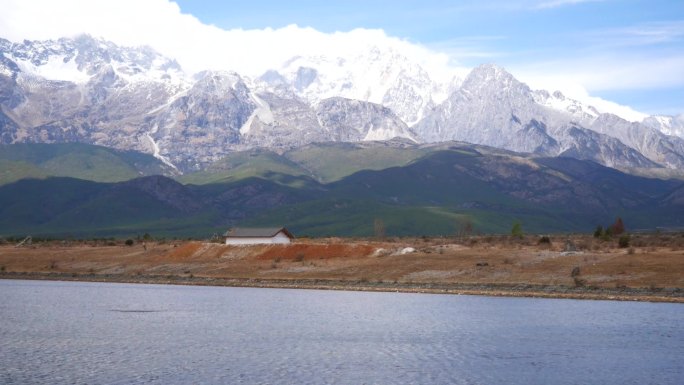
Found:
593,225 -> 604,238
125,239 -> 134,246
571,266 -> 581,277
618,234 -> 631,248
538,236 -> 551,245
511,222 -> 524,239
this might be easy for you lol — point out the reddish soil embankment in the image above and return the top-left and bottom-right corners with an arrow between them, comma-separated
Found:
1,235 -> 682,302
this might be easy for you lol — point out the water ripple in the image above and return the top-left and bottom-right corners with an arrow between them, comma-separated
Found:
1,280 -> 682,385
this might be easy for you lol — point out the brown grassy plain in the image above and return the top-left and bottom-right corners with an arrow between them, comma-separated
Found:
1,234 -> 683,302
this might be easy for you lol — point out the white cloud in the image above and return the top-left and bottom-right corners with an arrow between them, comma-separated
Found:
515,74 -> 652,121
0,0 -> 456,81
534,0 -> 606,10
514,54 -> 684,91
0,0 -> 675,119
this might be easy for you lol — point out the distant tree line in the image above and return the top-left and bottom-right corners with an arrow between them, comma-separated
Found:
594,217 -> 630,247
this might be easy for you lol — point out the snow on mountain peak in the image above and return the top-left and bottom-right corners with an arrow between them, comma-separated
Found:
2,34 -> 187,85
14,54 -> 90,83
642,114 -> 684,139
533,89 -> 600,121
252,45 -> 452,126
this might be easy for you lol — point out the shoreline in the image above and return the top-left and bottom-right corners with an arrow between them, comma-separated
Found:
2,272 -> 682,303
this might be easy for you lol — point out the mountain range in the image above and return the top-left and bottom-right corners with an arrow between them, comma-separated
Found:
1,142 -> 682,238
1,35 -> 683,237
1,34 -> 683,174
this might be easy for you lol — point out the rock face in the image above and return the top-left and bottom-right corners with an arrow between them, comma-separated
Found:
316,97 -> 414,142
413,64 -> 683,169
642,114 -> 684,139
148,71 -> 256,170
0,35 -> 189,167
1,36 -> 683,172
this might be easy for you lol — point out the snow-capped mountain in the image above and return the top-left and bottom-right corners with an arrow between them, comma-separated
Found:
1,35 -> 683,173
0,35 -> 190,167
413,64 -> 684,169
642,114 -> 684,139
316,97 -> 414,142
251,45 -> 458,126
0,36 -> 418,170
0,34 -> 186,86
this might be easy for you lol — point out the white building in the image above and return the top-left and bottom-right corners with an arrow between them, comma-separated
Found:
224,227 -> 294,245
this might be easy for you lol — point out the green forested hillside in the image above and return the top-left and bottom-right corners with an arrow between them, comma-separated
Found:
1,147 -> 681,238
0,143 -> 172,185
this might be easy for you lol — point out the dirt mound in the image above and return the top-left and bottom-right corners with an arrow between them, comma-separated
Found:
255,243 -> 376,261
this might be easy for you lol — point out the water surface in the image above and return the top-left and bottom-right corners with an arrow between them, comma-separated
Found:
1,280 -> 682,384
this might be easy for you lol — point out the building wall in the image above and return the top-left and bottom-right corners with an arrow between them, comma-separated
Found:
225,232 -> 292,245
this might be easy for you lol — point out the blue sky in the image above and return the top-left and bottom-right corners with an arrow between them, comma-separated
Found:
1,0 -> 682,116
173,0 -> 684,115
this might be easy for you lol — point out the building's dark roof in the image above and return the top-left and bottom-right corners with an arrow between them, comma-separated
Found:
223,227 -> 294,238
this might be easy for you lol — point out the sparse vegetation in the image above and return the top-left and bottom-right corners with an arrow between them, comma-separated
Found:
619,234 -> 631,248
595,218 -> 627,241
125,239 -> 134,246
1,234 -> 682,301
511,222 -> 524,239
593,225 -> 604,238
374,218 -> 386,239
456,216 -> 474,238
610,217 -> 625,235
571,266 -> 581,277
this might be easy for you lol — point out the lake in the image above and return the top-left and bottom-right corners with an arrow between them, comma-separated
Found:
0,279 -> 682,384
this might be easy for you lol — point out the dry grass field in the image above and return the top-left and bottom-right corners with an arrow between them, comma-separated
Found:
1,234 -> 683,302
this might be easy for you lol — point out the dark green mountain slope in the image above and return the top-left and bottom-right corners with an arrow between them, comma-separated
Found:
177,149 -> 312,186
0,143 -> 173,185
0,174 -> 322,237
243,150 -> 684,235
0,148 -> 681,238
282,141 -> 430,183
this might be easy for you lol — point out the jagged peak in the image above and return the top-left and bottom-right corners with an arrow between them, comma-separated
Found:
467,63 -> 515,81
461,63 -> 527,93
194,70 -> 243,82
593,112 -> 630,124
258,69 -> 287,85
318,96 -> 392,112
190,70 -> 249,94
552,90 -> 565,99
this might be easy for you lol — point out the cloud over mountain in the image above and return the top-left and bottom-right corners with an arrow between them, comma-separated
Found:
2,0 -> 680,119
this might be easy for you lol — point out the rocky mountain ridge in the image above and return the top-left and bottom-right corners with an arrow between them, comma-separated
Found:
1,35 -> 683,172
414,64 -> 684,169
